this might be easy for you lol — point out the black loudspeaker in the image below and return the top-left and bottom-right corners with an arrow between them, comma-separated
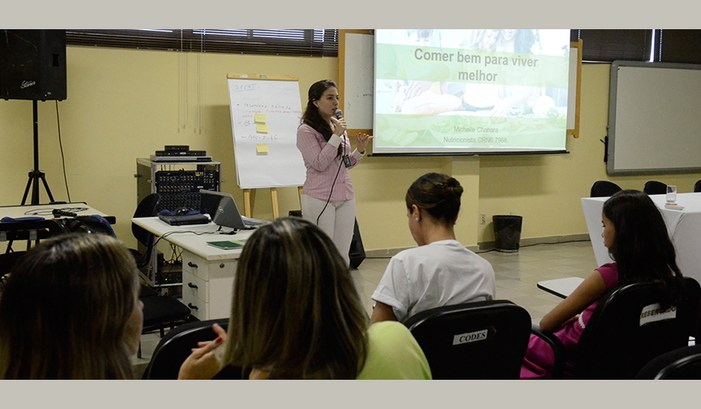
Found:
0,30 -> 67,101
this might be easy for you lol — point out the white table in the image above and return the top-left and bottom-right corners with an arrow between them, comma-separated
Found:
131,217 -> 256,320
581,192 -> 701,285
1,202 -> 115,244
537,277 -> 584,298
0,202 -> 112,220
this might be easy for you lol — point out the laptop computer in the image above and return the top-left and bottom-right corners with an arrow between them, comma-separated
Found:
199,189 -> 267,230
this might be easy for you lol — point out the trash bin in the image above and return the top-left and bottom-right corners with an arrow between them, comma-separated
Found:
492,215 -> 523,253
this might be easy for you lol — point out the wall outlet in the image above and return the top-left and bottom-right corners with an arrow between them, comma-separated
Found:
480,214 -> 486,225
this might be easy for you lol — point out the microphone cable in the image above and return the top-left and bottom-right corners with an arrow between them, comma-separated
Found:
316,134 -> 346,226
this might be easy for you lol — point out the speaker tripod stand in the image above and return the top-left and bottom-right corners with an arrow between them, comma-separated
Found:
21,100 -> 55,205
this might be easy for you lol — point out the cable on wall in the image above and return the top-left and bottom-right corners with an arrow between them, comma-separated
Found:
54,101 -> 71,202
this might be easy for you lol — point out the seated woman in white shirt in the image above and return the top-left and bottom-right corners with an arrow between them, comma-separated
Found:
371,172 -> 496,323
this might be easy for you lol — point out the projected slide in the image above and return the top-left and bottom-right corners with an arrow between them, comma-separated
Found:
373,29 -> 571,155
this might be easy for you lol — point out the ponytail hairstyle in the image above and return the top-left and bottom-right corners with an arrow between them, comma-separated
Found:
405,172 -> 464,225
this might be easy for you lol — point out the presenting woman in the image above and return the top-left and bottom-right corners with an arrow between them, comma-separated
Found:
296,79 -> 372,266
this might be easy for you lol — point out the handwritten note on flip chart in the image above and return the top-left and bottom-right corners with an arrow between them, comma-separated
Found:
227,75 -> 306,188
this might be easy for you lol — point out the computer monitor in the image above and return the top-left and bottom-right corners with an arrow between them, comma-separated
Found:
199,190 -> 246,230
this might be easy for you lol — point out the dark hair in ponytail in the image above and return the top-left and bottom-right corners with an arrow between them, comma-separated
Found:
405,172 -> 463,225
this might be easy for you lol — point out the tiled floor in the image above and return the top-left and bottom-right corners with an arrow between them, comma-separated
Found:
133,239 -> 597,376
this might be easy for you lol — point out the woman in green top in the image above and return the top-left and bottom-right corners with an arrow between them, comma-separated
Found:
178,217 -> 431,380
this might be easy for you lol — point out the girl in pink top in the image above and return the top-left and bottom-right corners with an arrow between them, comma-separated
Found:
296,80 -> 372,266
521,189 -> 687,378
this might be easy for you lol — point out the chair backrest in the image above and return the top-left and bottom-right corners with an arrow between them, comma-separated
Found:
590,180 -> 622,197
636,344 -> 701,379
0,251 -> 26,276
643,180 -> 667,195
694,180 -> 701,193
132,193 -> 160,249
403,300 -> 532,379
142,318 -> 246,379
575,277 -> 701,379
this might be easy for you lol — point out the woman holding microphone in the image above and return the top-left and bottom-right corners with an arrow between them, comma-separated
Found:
296,79 -> 372,266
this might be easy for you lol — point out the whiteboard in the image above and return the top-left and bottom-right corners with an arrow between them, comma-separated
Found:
343,32 -> 374,129
607,61 -> 701,175
566,44 -> 579,131
227,75 -> 306,188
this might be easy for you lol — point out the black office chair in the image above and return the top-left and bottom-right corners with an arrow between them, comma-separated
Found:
643,180 -> 668,195
142,318 -> 247,379
0,251 -> 26,295
130,193 -> 161,269
0,250 -> 27,278
694,180 -> 701,193
403,300 -> 532,379
130,193 -> 191,357
636,344 -> 701,379
532,277 -> 701,379
589,180 -> 622,197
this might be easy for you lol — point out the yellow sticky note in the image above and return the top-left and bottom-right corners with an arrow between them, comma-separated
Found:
256,123 -> 268,133
254,113 -> 266,123
256,144 -> 269,154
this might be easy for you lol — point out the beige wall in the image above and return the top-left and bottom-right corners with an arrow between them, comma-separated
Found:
2,47 -> 700,252
477,64 -> 700,244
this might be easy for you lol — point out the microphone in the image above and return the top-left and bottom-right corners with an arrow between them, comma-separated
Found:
334,108 -> 343,119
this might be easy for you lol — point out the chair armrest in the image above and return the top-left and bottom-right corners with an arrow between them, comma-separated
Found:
530,324 -> 565,378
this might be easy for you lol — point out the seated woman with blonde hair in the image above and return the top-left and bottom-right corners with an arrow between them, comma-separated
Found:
0,233 -> 143,379
178,217 -> 431,380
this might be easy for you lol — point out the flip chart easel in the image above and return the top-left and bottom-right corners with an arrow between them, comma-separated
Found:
227,73 -> 307,219
242,186 -> 303,219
